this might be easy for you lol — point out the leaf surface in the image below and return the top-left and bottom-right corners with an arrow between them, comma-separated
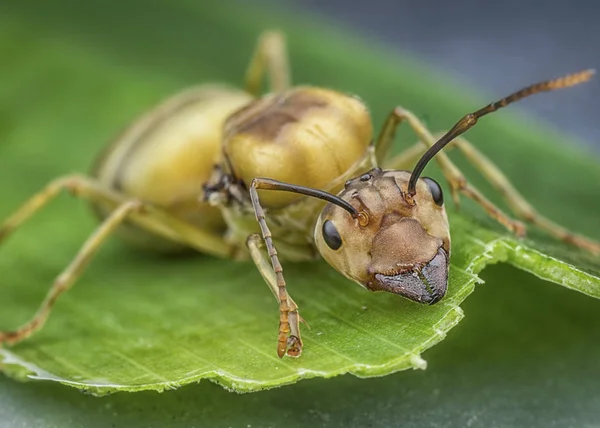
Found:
0,0 -> 599,394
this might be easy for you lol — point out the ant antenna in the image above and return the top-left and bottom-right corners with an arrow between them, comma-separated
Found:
407,69 -> 596,197
250,178 -> 359,218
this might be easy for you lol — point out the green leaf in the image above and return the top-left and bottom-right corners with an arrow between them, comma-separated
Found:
0,0 -> 599,395
2,265 -> 600,427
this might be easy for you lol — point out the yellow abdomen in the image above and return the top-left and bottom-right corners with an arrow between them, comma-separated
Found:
92,84 -> 253,250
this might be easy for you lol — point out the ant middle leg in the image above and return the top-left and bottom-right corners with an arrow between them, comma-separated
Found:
439,135 -> 600,253
376,108 -> 600,253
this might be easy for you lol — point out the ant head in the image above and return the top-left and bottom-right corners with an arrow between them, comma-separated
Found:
314,168 -> 450,304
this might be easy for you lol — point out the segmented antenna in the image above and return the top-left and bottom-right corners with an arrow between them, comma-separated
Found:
407,69 -> 596,196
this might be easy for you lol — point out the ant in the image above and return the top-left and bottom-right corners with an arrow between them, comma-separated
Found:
0,31 -> 597,358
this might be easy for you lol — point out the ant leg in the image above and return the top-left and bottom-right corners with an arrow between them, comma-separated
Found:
0,200 -> 143,345
376,107 -> 458,167
0,174 -> 83,244
375,106 -> 413,164
0,174 -> 232,257
375,108 -> 464,205
249,179 -> 302,358
244,30 -> 291,97
0,175 -> 236,345
384,127 -> 600,253
380,142 -> 427,171
247,233 -> 303,357
440,135 -> 600,254
377,107 -> 526,236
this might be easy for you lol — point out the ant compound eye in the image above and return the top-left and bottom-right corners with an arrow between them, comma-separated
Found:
322,220 -> 342,250
423,177 -> 444,206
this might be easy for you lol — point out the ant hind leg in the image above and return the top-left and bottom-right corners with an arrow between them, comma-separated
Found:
0,175 -> 235,345
0,200 -> 143,345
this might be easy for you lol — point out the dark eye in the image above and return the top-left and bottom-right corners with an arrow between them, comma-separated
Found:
322,220 -> 342,250
423,177 -> 444,206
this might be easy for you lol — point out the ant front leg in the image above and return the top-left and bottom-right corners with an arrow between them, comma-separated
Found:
376,107 -> 526,236
246,234 -> 303,357
248,178 -> 303,358
244,30 -> 291,97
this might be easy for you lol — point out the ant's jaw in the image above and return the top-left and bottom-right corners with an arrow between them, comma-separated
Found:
369,247 -> 448,305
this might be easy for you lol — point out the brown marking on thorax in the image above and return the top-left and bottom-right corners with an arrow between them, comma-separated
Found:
224,88 -> 329,143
